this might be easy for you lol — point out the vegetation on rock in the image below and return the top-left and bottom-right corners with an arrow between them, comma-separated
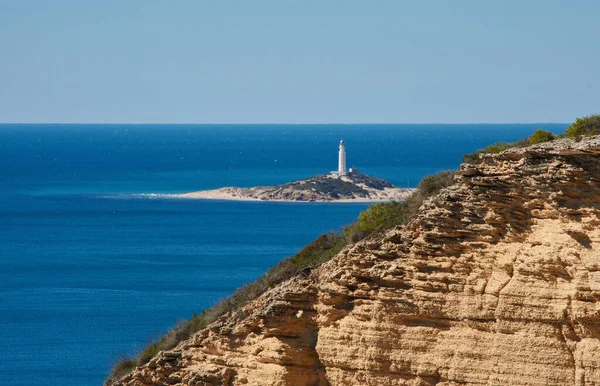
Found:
463,115 -> 600,165
354,201 -> 407,238
281,173 -> 395,199
348,173 -> 395,190
289,176 -> 369,198
528,129 -> 555,144
565,114 -> 600,138
462,139 -> 530,164
405,171 -> 455,217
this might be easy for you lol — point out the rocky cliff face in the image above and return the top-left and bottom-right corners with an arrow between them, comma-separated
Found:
110,137 -> 600,386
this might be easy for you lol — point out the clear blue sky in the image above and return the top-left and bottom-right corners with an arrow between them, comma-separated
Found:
0,0 -> 598,123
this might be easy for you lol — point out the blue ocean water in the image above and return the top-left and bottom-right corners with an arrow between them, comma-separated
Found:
0,124 -> 567,385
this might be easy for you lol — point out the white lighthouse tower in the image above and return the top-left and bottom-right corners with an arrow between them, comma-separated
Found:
338,140 -> 347,176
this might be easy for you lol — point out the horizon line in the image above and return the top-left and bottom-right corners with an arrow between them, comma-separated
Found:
0,122 -> 571,126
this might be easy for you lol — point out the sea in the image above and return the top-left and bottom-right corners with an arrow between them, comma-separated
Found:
0,123 -> 568,385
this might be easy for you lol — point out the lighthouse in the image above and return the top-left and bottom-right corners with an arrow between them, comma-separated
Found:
338,140 -> 347,175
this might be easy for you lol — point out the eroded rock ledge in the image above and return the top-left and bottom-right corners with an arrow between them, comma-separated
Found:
108,136 -> 600,386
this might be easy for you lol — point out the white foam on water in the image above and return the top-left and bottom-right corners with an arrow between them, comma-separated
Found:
98,193 -> 184,199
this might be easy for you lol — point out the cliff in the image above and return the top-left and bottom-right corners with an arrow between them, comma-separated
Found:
179,173 -> 413,202
109,136 -> 600,386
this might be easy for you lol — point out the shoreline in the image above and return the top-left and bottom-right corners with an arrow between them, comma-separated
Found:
176,187 -> 415,203
120,193 -> 411,203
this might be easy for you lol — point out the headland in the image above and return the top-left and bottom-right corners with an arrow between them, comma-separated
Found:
178,172 -> 414,202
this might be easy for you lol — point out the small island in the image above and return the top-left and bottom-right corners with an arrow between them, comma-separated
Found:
179,140 -> 414,202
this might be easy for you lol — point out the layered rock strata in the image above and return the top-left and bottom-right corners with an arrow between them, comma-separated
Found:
110,136 -> 600,386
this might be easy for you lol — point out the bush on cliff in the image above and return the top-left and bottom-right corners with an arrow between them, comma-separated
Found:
528,129 -> 555,144
461,151 -> 483,164
405,170 -> 456,218
485,142 -> 511,154
565,114 -> 600,138
462,136 -> 538,164
353,201 -> 407,239
462,143 -> 511,164
290,231 -> 346,268
110,358 -> 137,381
109,170 -> 457,380
463,116 -> 600,165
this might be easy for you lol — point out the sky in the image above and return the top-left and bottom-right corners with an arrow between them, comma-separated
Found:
0,0 -> 598,124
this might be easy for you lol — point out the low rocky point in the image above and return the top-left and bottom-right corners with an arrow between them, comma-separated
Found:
179,172 -> 413,202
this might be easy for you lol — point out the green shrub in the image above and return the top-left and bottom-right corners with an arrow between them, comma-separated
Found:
308,178 -> 368,197
462,151 -> 483,164
528,129 -> 555,144
484,142 -> 510,154
290,232 -> 346,269
565,115 -> 600,138
349,173 -> 394,189
414,171 -> 455,197
137,341 -> 162,365
109,358 -> 137,381
351,171 -> 454,238
354,201 -> 407,236
462,136 -> 538,164
285,176 -> 369,198
405,171 -> 455,218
